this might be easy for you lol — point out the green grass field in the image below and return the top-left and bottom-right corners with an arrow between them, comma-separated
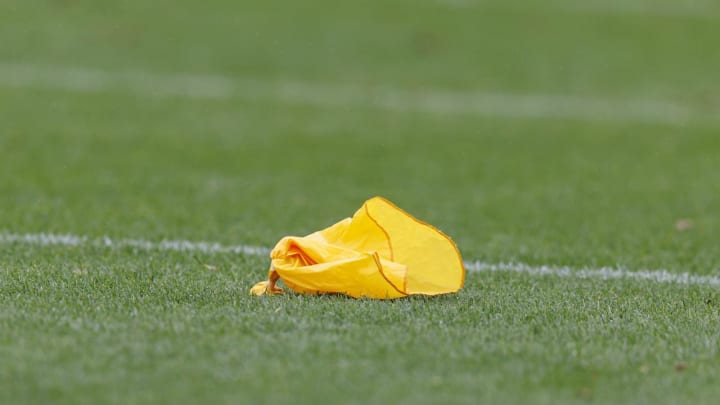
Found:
1,1 -> 719,404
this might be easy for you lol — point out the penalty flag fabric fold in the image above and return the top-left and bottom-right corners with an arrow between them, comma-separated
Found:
250,197 -> 465,299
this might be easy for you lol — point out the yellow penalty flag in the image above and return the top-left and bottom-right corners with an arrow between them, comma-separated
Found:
250,197 -> 465,299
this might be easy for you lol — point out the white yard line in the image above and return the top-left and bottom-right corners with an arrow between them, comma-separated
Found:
0,62 -> 713,126
2,231 -> 719,288
465,261 -> 720,287
435,0 -> 718,19
0,231 -> 270,256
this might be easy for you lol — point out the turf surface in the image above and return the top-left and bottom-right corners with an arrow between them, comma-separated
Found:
1,1 -> 719,404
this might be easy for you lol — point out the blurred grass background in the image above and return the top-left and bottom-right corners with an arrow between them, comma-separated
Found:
1,1 -> 719,404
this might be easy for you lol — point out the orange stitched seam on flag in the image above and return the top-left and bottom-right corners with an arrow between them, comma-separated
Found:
373,196 -> 466,290
369,251 -> 406,297
364,202 -> 409,294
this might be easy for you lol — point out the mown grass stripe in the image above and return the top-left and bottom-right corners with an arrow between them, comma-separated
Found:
2,231 -> 719,288
435,0 -> 719,19
0,63 -> 715,126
